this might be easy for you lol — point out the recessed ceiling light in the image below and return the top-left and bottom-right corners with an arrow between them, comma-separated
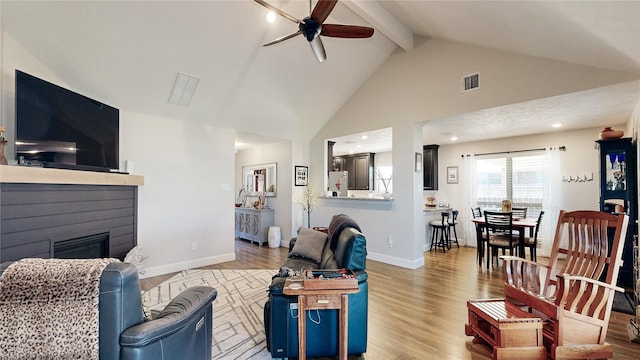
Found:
266,11 -> 276,23
361,135 -> 368,140
451,136 -> 458,141
552,123 -> 562,128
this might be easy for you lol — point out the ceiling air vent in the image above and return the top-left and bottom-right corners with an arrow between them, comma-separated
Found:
168,72 -> 200,106
462,72 -> 480,92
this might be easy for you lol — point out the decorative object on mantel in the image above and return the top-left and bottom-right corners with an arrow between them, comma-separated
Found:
297,186 -> 316,227
0,126 -> 7,165
599,127 -> 624,140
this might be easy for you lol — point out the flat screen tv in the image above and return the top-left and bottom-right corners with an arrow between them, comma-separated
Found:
15,70 -> 119,172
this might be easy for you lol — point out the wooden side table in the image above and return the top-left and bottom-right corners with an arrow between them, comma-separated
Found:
465,299 -> 545,360
283,278 -> 359,360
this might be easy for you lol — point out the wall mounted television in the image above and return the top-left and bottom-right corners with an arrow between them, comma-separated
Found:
15,69 -> 119,172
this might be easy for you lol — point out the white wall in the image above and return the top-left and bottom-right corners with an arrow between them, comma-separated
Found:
309,38 -> 639,269
121,112 -> 236,277
2,33 -> 237,278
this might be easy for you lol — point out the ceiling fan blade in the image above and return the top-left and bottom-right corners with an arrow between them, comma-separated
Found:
321,24 -> 374,38
254,0 -> 301,24
311,0 -> 337,24
262,31 -> 302,46
309,36 -> 327,63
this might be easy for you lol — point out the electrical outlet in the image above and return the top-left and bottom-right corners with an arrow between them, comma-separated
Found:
387,236 -> 393,247
191,242 -> 197,251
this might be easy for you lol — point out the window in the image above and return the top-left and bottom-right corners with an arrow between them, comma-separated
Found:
375,165 -> 393,194
476,154 -> 544,215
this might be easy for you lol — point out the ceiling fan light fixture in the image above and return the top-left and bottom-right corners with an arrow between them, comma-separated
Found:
309,36 -> 326,62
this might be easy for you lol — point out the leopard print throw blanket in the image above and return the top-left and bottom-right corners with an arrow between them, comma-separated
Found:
0,258 -> 119,360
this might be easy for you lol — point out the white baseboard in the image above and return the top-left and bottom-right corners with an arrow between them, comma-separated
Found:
139,252 -> 236,279
367,251 -> 424,269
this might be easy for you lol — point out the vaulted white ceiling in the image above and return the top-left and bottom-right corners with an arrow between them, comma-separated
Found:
2,1 -> 639,150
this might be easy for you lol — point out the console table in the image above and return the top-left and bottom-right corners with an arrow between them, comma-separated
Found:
234,207 -> 274,246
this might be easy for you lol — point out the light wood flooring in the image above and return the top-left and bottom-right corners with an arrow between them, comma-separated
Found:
141,240 -> 640,359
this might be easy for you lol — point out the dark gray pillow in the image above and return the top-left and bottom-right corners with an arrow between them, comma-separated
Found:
290,228 -> 328,263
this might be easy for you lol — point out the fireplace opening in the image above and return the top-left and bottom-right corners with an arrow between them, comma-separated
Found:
53,232 -> 109,259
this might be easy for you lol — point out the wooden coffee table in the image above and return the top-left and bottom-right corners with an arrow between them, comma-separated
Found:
283,278 -> 359,360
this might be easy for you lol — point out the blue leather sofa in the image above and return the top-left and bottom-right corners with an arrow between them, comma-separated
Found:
264,215 -> 368,358
1,261 -> 217,360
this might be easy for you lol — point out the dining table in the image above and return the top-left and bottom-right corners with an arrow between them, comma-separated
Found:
471,216 -> 538,269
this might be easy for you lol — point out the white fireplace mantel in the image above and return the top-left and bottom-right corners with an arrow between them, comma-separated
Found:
0,165 -> 144,186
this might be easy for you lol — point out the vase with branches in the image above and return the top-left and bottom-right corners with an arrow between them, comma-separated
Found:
375,169 -> 392,199
297,186 -> 316,228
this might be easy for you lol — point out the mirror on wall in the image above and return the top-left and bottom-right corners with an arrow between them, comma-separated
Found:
243,163 -> 277,197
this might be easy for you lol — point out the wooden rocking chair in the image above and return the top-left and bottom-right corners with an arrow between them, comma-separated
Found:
500,210 -> 629,359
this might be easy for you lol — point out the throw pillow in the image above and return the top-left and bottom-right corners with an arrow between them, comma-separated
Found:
290,228 -> 328,263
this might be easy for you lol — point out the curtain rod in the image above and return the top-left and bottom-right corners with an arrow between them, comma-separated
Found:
461,146 -> 565,158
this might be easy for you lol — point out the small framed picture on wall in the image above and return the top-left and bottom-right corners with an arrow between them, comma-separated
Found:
447,166 -> 459,184
295,165 -> 308,186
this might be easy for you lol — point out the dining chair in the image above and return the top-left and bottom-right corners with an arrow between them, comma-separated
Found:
522,210 -> 544,261
511,207 -> 527,218
471,207 -> 487,266
484,211 -> 518,267
447,210 -> 460,249
429,212 -> 449,253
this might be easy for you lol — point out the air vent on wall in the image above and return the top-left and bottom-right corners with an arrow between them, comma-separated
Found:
462,72 -> 480,92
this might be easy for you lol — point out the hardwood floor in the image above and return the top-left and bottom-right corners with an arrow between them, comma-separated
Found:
141,240 -> 640,359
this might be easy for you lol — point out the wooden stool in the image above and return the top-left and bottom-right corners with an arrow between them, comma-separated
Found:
465,299 -> 545,360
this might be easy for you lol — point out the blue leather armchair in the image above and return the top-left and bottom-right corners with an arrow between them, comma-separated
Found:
1,261 -> 217,360
264,215 -> 368,358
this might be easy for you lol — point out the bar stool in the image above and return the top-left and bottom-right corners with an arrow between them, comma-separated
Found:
429,212 -> 449,253
447,209 -> 460,249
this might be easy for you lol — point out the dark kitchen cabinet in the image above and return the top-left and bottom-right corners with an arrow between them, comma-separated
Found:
423,145 -> 439,190
332,153 -> 375,190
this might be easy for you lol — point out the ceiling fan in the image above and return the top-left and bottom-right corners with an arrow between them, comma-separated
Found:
254,0 -> 374,62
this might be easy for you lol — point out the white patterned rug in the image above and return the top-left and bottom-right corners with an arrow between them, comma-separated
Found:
143,269 -> 276,360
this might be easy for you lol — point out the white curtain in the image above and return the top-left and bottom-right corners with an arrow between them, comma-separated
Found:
539,147 -> 563,257
462,155 -> 478,247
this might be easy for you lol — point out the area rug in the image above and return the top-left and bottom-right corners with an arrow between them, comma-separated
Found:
143,269 -> 276,360
613,291 -> 635,315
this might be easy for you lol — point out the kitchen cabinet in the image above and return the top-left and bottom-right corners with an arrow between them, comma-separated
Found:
332,153 -> 375,190
423,145 -> 439,190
